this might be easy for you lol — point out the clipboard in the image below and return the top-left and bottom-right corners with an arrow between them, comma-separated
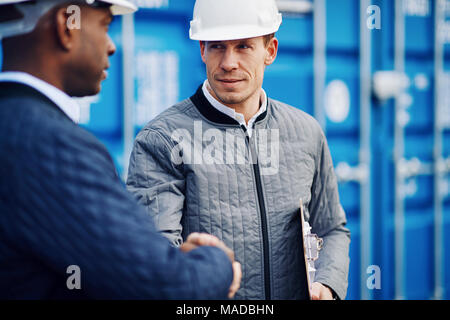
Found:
300,198 -> 323,299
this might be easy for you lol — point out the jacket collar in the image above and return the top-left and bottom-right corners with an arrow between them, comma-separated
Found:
0,81 -> 72,121
0,72 -> 80,123
190,85 -> 269,126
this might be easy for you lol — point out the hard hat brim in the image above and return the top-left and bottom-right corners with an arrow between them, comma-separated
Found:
0,0 -> 137,15
190,24 -> 281,42
99,0 -> 138,15
0,0 -> 30,4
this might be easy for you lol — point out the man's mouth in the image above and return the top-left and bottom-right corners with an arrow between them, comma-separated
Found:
216,78 -> 245,88
217,79 -> 243,83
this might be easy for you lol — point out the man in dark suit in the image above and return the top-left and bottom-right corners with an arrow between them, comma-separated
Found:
0,0 -> 241,299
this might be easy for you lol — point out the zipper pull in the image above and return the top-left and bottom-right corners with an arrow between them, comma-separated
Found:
241,124 -> 250,142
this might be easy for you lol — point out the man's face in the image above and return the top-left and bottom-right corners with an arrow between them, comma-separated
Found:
200,36 -> 278,108
67,6 -> 116,97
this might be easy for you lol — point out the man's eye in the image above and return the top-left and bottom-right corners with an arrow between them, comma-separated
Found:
238,45 -> 250,49
210,44 -> 224,50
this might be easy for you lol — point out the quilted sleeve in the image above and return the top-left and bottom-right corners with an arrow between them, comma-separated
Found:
126,128 -> 185,247
3,122 -> 232,299
308,128 -> 351,300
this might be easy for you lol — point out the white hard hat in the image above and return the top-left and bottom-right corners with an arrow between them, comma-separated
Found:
0,0 -> 137,40
97,0 -> 137,15
189,0 -> 282,41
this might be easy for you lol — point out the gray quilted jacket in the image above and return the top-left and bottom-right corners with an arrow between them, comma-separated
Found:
127,86 -> 351,300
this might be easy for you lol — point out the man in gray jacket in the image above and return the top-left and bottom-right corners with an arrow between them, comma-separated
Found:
127,0 -> 350,300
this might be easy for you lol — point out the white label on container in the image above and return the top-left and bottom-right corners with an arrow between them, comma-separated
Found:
324,80 -> 351,123
74,95 -> 100,125
441,0 -> 450,16
135,51 -> 179,127
438,21 -> 450,44
403,0 -> 430,16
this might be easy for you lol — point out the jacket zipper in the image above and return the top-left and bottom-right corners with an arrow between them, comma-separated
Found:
241,124 -> 271,300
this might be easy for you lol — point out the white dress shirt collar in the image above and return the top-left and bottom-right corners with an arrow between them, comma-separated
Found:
202,80 -> 267,137
0,71 -> 80,123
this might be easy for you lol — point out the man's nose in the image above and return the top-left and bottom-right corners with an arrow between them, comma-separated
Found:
107,34 -> 116,56
220,48 -> 239,72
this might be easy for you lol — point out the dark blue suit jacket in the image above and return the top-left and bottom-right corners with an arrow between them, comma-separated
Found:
0,82 -> 232,299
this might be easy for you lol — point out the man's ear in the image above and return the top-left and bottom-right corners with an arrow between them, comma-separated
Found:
264,37 -> 278,66
54,6 -> 79,51
200,41 -> 206,63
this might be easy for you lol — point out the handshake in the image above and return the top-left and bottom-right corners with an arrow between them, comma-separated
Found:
180,233 -> 242,299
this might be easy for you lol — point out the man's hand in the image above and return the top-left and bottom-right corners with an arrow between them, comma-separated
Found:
180,233 -> 242,299
311,282 -> 334,300
228,261 -> 242,299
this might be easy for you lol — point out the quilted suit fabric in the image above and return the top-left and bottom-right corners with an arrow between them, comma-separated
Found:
127,86 -> 351,300
0,82 -> 233,299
